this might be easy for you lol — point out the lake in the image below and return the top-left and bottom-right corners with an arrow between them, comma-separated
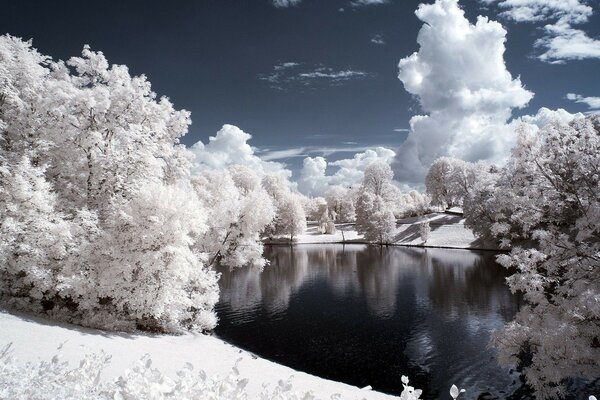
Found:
215,244 -> 523,399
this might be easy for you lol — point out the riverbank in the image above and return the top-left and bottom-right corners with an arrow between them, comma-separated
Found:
0,310 -> 398,399
265,212 -> 499,251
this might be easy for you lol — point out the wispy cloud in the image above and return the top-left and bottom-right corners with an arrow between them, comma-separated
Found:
259,62 -> 371,90
272,0 -> 302,8
481,0 -> 600,63
370,34 -> 385,45
566,93 -> 600,110
393,128 -> 410,132
258,144 -> 394,161
350,0 -> 389,7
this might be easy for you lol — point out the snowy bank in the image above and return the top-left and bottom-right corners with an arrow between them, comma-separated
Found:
0,310 -> 398,399
266,213 -> 498,251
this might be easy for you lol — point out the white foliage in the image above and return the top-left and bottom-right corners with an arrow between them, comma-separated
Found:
464,116 -> 600,398
194,168 -> 275,269
0,35 -> 218,332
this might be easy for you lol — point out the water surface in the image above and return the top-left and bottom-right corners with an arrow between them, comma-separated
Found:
215,244 -> 522,399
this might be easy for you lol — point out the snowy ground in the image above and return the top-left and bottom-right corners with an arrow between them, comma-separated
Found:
0,310 -> 398,399
267,212 -> 496,250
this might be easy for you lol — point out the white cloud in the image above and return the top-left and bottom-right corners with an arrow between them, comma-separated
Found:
517,106 -> 584,127
259,63 -> 370,90
566,93 -> 600,110
371,34 -> 385,45
350,0 -> 389,7
298,69 -> 367,80
393,0 -> 533,184
272,0 -> 302,8
191,124 -> 291,178
298,147 -> 396,196
537,22 -> 600,63
482,0 -> 600,62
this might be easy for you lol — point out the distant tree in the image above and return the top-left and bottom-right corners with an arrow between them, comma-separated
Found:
425,156 -> 478,209
278,194 -> 307,241
325,185 -> 356,222
355,162 -> 397,244
262,174 -> 307,240
356,191 -> 396,244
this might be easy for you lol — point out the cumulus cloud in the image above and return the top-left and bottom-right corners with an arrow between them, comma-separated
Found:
191,124 -> 291,178
272,0 -> 302,8
393,0 -> 533,184
566,93 -> 600,111
516,106 -> 584,128
298,147 -> 396,196
482,0 -> 600,62
259,63 -> 370,90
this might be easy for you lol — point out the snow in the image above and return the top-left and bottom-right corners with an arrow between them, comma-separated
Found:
0,310 -> 398,400
267,212 -> 495,250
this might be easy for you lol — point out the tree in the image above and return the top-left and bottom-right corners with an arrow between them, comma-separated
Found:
325,185 -> 356,222
262,174 -> 307,240
0,35 -> 219,332
278,194 -> 307,241
355,162 -> 397,244
425,156 -> 479,209
193,168 -> 275,269
464,117 -> 600,398
355,191 -> 396,244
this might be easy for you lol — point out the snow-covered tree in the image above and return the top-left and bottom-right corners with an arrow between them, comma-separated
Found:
355,191 -> 396,244
355,162 -> 397,244
464,116 -> 600,398
278,194 -> 308,241
325,185 -> 356,222
0,35 -> 219,332
262,174 -> 307,240
425,157 -> 479,209
0,156 -> 73,309
193,168 -> 275,269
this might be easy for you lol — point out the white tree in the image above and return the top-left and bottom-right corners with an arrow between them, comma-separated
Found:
278,194 -> 307,241
464,117 -> 600,398
0,35 -> 219,332
262,174 -> 307,240
355,162 -> 397,244
193,168 -> 275,269
355,191 -> 396,244
325,185 -> 356,222
425,156 -> 480,209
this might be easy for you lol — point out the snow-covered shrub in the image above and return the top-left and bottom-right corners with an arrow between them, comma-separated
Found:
0,345 -> 341,400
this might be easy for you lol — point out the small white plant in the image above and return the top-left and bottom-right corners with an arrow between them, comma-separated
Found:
450,384 -> 466,399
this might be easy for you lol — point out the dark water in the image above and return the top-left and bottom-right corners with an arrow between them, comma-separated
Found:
214,244 -> 524,399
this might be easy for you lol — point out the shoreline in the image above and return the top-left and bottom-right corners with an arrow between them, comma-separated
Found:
0,310 -> 399,399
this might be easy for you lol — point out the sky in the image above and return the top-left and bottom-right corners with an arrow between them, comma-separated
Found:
2,0 -> 599,192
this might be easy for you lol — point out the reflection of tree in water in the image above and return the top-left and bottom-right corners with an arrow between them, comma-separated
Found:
218,246 -> 310,317
424,249 -> 521,320
217,245 -> 525,399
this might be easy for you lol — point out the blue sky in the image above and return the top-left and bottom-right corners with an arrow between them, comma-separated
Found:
2,0 -> 599,188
